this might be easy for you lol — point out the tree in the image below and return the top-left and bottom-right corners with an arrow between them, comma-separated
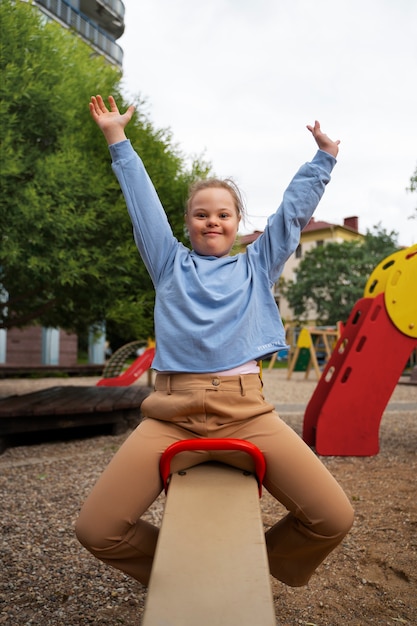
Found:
407,164 -> 417,218
0,1 -> 209,344
282,226 -> 399,325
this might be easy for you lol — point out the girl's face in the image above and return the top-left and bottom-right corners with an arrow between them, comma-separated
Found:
185,187 -> 241,257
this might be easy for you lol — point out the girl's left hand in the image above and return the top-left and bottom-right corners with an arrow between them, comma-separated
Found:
307,121 -> 340,158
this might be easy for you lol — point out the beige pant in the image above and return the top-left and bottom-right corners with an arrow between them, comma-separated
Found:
76,373 -> 354,587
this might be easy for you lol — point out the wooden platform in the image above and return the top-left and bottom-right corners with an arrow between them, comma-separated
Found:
0,364 -> 104,378
0,385 -> 150,452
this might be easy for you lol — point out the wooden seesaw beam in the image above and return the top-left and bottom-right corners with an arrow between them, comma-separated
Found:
142,439 -> 276,626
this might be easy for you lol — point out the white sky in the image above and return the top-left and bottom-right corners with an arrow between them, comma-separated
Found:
118,0 -> 417,247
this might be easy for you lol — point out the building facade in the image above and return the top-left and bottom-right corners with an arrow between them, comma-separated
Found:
31,0 -> 125,68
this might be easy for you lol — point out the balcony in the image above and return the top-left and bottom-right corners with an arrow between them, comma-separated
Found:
34,0 -> 125,69
79,0 -> 125,39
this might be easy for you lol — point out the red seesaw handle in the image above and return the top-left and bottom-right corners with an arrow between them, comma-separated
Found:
160,438 -> 266,497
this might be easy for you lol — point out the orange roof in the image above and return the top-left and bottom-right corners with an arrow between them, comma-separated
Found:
239,230 -> 263,245
239,217 -> 360,246
302,218 -> 335,232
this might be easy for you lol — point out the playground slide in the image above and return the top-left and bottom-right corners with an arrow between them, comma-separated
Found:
96,347 -> 155,387
302,244 -> 417,456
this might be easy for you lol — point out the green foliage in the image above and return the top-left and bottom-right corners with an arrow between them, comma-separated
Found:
282,226 -> 399,325
0,1 -> 210,345
407,164 -> 417,193
407,164 -> 417,217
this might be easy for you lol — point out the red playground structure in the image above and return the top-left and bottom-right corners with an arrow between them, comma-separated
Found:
96,340 -> 155,387
303,244 -> 417,456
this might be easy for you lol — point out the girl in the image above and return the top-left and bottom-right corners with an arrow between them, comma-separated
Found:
76,95 -> 354,588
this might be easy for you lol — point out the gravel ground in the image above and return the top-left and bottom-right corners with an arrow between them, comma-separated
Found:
1,369 -> 416,625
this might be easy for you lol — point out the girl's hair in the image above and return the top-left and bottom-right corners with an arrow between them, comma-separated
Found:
186,178 -> 246,222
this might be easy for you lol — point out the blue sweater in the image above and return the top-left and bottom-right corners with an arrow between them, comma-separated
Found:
110,140 -> 336,372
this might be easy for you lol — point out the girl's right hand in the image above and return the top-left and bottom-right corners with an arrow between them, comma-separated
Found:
89,95 -> 135,145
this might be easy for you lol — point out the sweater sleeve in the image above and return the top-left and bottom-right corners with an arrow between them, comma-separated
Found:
109,140 -> 178,285
249,149 -> 336,284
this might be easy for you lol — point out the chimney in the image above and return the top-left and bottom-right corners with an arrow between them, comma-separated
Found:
344,216 -> 359,232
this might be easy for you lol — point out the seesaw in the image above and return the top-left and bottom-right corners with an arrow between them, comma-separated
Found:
142,439 -> 276,626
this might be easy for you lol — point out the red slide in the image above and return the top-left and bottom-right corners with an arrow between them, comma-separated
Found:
96,347 -> 155,387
